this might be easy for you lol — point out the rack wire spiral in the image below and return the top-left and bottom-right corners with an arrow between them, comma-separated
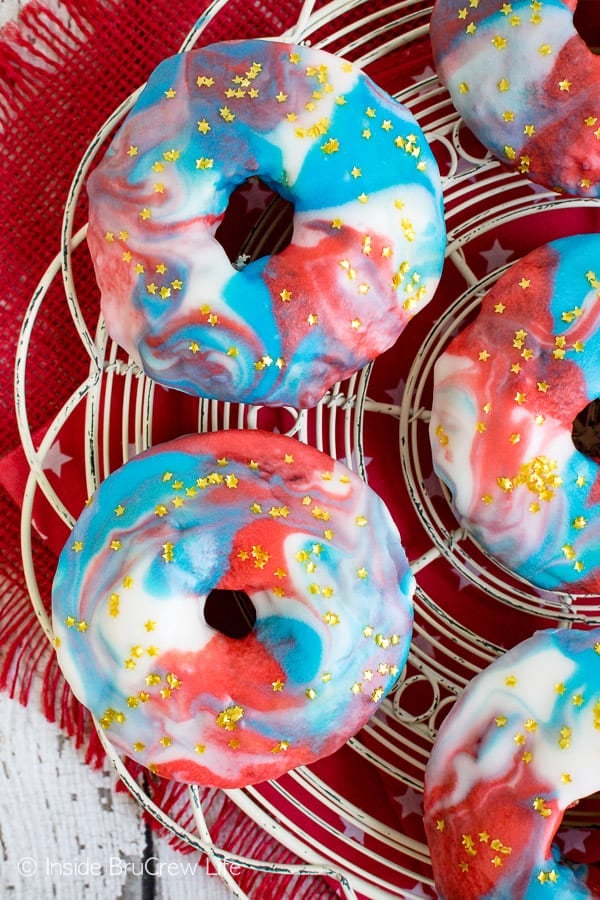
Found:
15,0 -> 600,896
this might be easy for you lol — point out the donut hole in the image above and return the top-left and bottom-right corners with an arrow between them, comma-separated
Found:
214,176 -> 294,269
572,399 -> 600,460
574,0 -> 600,54
203,588 -> 256,639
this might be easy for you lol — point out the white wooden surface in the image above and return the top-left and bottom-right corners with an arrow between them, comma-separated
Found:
0,0 -> 20,23
0,689 -> 234,898
0,2 -> 232,895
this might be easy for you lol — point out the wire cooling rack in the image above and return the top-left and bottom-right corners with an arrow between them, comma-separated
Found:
15,0 -> 600,897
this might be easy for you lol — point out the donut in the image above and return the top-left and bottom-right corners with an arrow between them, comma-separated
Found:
424,627 -> 600,898
51,430 -> 414,788
430,0 -> 600,197
429,233 -> 600,595
86,38 -> 446,408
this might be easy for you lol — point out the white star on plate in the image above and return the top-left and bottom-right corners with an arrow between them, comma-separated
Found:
341,454 -> 372,473
405,882 -> 436,898
43,441 -> 72,478
480,239 -> 514,274
411,632 -> 438,661
423,468 -> 445,501
412,66 -> 436,83
384,373 -> 406,407
557,829 -> 590,855
456,570 -> 474,592
454,154 -> 480,179
341,820 -> 366,844
394,785 -> 423,819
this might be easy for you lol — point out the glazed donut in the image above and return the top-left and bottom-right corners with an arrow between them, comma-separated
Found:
424,627 -> 600,898
86,38 -> 446,408
430,233 -> 600,594
51,430 -> 414,788
430,0 -> 600,196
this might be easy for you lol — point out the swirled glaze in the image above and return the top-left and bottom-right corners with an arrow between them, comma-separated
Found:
431,0 -> 600,196
87,39 -> 445,408
430,233 -> 600,594
52,430 -> 414,787
424,627 -> 600,898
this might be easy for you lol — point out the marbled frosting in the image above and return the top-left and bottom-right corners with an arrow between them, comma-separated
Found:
52,430 -> 414,787
87,39 -> 446,407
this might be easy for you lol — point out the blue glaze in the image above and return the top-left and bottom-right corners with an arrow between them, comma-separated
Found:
255,616 -> 322,684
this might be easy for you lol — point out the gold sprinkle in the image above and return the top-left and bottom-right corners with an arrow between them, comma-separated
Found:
216,705 -> 244,730
321,137 -> 340,154
533,797 -> 552,817
219,105 -> 235,122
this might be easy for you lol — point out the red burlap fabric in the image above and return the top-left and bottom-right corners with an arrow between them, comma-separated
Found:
0,1 -> 437,895
0,2 -> 346,896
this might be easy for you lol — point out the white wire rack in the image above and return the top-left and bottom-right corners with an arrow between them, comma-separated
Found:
14,0 -> 600,897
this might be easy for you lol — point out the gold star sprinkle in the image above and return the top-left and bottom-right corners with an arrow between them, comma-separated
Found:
321,137 -> 340,154
216,705 -> 244,730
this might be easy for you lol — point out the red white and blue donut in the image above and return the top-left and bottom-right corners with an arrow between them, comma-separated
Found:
52,430 -> 415,788
430,0 -> 600,196
87,38 -> 446,408
424,627 -> 600,898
